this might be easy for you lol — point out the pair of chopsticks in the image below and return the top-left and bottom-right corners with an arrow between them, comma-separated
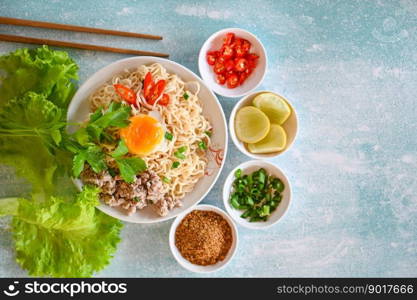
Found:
0,16 -> 168,57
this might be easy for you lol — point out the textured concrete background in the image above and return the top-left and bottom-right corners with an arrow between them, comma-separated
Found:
0,0 -> 416,277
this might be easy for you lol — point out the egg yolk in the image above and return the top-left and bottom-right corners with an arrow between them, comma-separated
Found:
120,114 -> 164,156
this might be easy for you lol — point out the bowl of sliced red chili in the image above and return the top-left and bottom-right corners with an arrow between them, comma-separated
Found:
169,204 -> 238,273
199,28 -> 267,98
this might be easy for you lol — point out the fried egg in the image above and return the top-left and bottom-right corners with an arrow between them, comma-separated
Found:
120,111 -> 167,156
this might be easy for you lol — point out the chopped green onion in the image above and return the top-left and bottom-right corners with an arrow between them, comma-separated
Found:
231,195 -> 240,209
259,205 -> 270,217
174,146 -> 187,159
162,176 -> 170,183
198,141 -> 207,150
246,196 -> 254,206
204,130 -> 212,137
172,161 -> 180,169
165,132 -> 173,141
276,180 -> 285,192
174,152 -> 186,159
241,210 -> 252,219
183,92 -> 189,100
133,197 -> 140,202
177,146 -> 187,153
234,169 -> 242,178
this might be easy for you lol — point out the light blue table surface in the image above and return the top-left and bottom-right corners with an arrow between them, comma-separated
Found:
0,0 -> 416,277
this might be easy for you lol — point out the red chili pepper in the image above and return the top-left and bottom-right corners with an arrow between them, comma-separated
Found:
113,84 -> 137,106
235,58 -> 249,72
159,93 -> 170,106
206,51 -> 218,65
143,72 -> 154,99
226,73 -> 239,89
216,73 -> 226,85
224,32 -> 235,45
147,79 -> 166,105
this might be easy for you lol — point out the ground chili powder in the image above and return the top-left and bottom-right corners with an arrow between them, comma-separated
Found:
175,210 -> 233,266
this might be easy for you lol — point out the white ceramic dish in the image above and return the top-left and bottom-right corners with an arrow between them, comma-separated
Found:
169,204 -> 238,273
229,90 -> 298,159
223,160 -> 292,230
198,28 -> 267,98
67,57 -> 228,223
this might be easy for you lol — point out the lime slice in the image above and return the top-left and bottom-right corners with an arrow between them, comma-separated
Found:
253,93 -> 291,125
235,106 -> 270,143
247,124 -> 287,154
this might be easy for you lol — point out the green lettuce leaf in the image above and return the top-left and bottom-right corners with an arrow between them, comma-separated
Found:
0,92 -> 66,153
0,45 -> 78,109
0,185 -> 123,277
0,92 -> 72,194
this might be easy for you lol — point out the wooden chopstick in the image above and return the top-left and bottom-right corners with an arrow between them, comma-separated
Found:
0,16 -> 162,40
0,34 -> 169,57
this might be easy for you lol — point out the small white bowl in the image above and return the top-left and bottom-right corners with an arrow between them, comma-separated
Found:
229,90 -> 298,159
198,28 -> 267,98
223,160 -> 292,230
169,204 -> 238,273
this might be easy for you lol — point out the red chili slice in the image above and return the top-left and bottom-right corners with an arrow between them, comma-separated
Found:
143,72 -> 154,99
159,93 -> 170,106
147,80 -> 166,105
206,51 -> 218,65
216,73 -> 226,85
241,39 -> 251,53
225,59 -> 235,72
216,56 -> 225,64
235,58 -> 249,72
239,72 -> 249,85
214,60 -> 226,74
221,45 -> 234,59
113,84 -> 137,106
235,45 -> 246,57
224,32 -> 235,45
226,73 -> 239,88
231,38 -> 242,48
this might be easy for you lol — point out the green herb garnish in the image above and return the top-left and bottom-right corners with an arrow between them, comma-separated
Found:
165,131 -> 173,141
162,176 -> 170,183
174,152 -> 186,159
183,92 -> 189,100
204,130 -> 212,137
72,145 -> 107,177
177,146 -> 187,153
172,161 -> 180,169
111,139 -> 129,158
115,157 -> 147,183
85,102 -> 131,142
174,146 -> 187,159
198,141 -> 207,150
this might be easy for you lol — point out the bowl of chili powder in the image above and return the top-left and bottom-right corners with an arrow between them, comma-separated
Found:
169,204 -> 238,273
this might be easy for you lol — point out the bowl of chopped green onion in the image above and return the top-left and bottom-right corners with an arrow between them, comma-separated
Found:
223,160 -> 292,229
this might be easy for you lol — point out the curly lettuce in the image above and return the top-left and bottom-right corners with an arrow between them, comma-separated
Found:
0,186 -> 123,277
0,45 -> 78,109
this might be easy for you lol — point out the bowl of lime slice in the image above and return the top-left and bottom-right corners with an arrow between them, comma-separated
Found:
229,91 -> 298,159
